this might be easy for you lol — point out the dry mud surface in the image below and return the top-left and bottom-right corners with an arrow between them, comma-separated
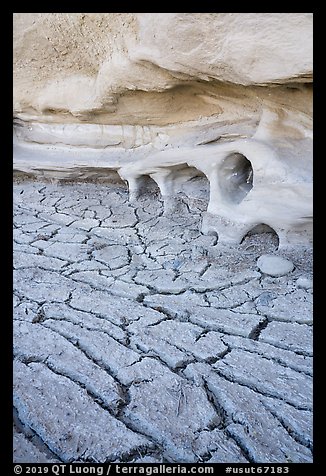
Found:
13,179 -> 313,463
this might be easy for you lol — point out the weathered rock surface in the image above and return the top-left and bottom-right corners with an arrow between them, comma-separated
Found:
13,181 -> 313,463
13,13 -> 313,246
13,13 -> 313,463
13,14 -> 312,115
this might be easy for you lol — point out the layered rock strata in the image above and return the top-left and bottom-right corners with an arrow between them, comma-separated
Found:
13,13 -> 313,246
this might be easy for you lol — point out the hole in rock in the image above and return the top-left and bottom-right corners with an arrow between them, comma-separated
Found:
241,224 -> 279,252
138,175 -> 161,198
176,166 -> 210,212
219,152 -> 253,204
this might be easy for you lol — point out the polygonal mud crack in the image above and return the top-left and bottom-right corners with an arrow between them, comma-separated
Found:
13,181 -> 313,463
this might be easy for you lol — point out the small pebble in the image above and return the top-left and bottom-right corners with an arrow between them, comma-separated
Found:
257,254 -> 294,277
296,277 -> 313,289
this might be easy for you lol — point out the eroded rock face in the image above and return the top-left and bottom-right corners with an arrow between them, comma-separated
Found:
13,13 -> 313,246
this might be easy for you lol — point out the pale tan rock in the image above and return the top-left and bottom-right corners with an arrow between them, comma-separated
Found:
13,13 -> 312,118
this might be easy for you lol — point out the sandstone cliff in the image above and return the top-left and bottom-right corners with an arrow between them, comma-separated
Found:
13,13 -> 313,246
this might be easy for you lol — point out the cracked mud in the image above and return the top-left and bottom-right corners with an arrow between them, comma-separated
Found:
13,180 -> 313,463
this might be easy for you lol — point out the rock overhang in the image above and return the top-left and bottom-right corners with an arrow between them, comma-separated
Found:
13,13 -> 313,247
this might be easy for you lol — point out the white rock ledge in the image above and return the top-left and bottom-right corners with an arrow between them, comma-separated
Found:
14,113 -> 313,248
